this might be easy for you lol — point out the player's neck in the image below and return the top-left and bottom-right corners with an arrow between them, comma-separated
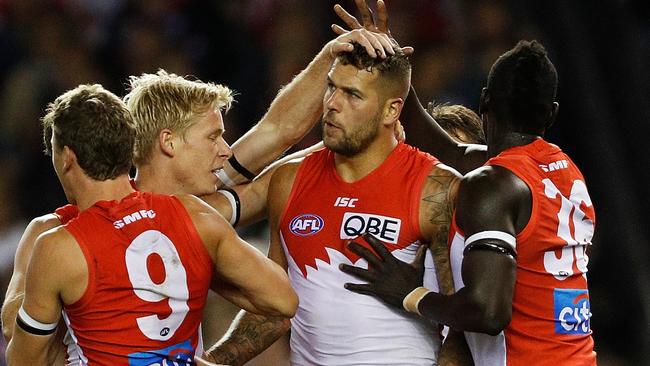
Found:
133,163 -> 180,195
488,131 -> 541,158
74,175 -> 136,211
333,135 -> 398,183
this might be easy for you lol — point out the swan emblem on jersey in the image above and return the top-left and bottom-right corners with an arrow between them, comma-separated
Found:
289,214 -> 324,236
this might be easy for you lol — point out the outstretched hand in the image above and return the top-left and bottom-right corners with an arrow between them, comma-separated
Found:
332,0 -> 414,55
339,233 -> 427,309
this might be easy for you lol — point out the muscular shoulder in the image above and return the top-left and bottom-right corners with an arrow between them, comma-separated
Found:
174,194 -> 231,233
31,226 -> 86,295
269,160 -> 302,198
456,165 -> 530,233
26,214 -> 62,238
173,193 -> 234,258
14,214 -> 64,270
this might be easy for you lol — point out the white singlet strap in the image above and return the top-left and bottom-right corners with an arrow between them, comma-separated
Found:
17,306 -> 57,335
465,230 -> 517,250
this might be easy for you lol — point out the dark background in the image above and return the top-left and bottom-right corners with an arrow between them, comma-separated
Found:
0,1 -> 647,364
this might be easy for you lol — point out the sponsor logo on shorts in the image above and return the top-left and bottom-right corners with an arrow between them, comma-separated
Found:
128,339 -> 193,366
339,212 -> 401,244
289,214 -> 324,236
554,288 -> 591,335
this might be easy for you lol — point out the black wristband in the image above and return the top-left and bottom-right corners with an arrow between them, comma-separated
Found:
463,241 -> 517,260
228,155 -> 256,181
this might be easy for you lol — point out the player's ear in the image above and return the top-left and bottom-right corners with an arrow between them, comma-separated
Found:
160,129 -> 175,157
546,102 -> 559,130
383,98 -> 404,126
62,145 -> 76,173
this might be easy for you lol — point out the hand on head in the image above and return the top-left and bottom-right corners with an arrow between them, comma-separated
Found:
332,0 -> 414,56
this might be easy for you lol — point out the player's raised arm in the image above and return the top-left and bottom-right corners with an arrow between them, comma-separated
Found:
404,88 -> 487,174
201,142 -> 324,228
219,23 -> 395,187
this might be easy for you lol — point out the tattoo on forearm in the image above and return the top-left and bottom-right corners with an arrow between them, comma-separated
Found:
206,313 -> 289,366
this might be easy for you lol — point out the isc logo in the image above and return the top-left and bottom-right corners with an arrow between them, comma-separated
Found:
340,212 -> 401,244
289,214 -> 324,236
334,197 -> 359,207
554,288 -> 591,335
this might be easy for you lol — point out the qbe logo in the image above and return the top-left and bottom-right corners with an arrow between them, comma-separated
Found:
289,214 -> 324,236
340,212 -> 401,244
554,288 -> 591,335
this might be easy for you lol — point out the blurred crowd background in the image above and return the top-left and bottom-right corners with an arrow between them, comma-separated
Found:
0,0 -> 648,364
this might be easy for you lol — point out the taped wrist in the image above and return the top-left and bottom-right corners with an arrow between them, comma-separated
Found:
17,306 -> 57,335
402,286 -> 431,316
217,188 -> 241,227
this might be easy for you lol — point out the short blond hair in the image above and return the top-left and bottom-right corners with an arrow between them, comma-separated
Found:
124,69 -> 234,166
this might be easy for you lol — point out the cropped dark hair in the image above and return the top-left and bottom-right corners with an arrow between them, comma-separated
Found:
487,40 -> 558,129
42,84 -> 135,180
337,42 -> 411,99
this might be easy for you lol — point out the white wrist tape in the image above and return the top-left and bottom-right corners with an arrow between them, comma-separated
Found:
402,287 -> 431,316
217,189 -> 240,227
17,306 -> 57,335
215,169 -> 236,188
465,231 -> 517,250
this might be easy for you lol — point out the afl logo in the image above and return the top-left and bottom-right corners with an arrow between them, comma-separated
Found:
289,214 -> 324,236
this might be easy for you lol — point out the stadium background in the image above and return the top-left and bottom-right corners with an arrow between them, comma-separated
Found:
0,0 -> 647,364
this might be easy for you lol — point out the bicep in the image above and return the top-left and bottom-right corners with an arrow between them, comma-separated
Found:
22,237 -> 64,326
214,230 -> 284,291
7,236 -> 65,358
3,217 -> 60,340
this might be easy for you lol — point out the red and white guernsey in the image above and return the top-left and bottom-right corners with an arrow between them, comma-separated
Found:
280,142 -> 442,366
449,139 -> 597,365
61,191 -> 212,365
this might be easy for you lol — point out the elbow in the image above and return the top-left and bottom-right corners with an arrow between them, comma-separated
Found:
2,324 -> 13,343
475,304 -> 511,336
279,290 -> 299,318
463,291 -> 511,335
480,310 -> 511,336
1,311 -> 14,343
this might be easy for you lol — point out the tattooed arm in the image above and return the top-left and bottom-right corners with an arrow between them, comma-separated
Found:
203,311 -> 289,366
419,165 -> 473,366
419,164 -> 460,297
